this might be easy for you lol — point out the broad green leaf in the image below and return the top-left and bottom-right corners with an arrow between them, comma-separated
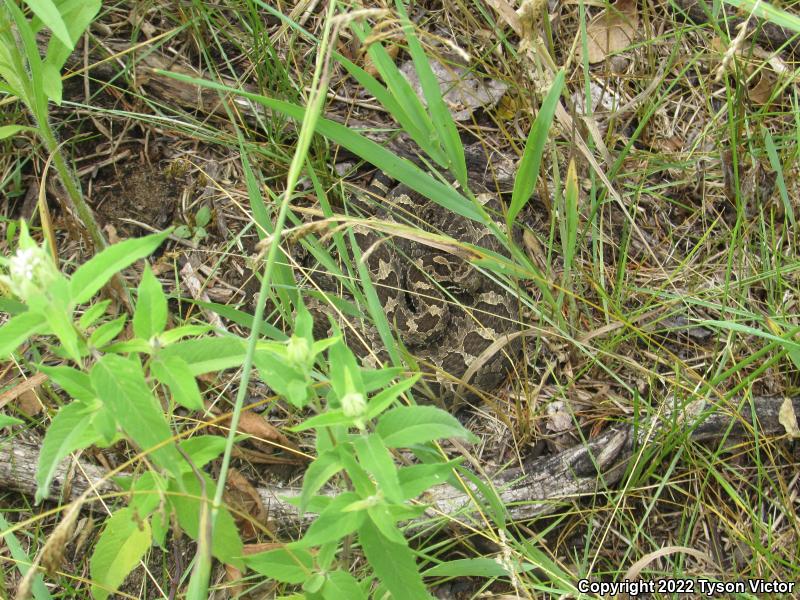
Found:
0,311 -> 45,357
366,504 -> 405,544
195,206 -> 211,227
362,366 -> 405,392
37,365 -> 95,402
99,339 -> 151,355
0,297 -> 27,315
88,315 -> 127,349
0,124 -> 34,139
36,400 -> 102,503
90,507 -> 151,600
41,62 -> 62,104
133,263 -> 168,339
353,434 -> 402,503
397,461 -> 460,500
299,450 -> 343,514
1,3 -> 41,114
365,375 -> 419,419
177,435 -> 228,470
337,444 -> 375,497
150,354 -> 203,411
322,570 -> 366,600
70,231 -> 170,305
0,414 -> 23,428
291,409 -> 353,432
245,547 -> 314,584
507,70 -> 565,227
303,573 -> 325,594
92,406 -> 118,445
168,474 -> 243,569
358,518 -> 431,600
252,348 -> 309,407
90,355 -> 183,475
79,299 -> 112,329
23,0 -> 72,48
327,337 -> 363,401
293,492 -> 365,548
157,336 -> 248,375
127,471 -> 167,521
157,324 -> 216,345
377,405 -> 475,447
40,281 -> 81,361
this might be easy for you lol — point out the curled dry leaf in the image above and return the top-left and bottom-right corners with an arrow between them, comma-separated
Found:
224,467 -> 268,540
747,69 -> 778,105
778,397 -> 800,438
233,410 -> 297,454
581,0 -> 639,64
206,400 -> 297,454
399,58 -> 508,121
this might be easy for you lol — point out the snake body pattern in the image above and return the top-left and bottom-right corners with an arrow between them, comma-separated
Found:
306,149 -> 521,405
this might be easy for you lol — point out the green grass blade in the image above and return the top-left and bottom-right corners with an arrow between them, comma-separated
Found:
158,71 -> 490,224
507,70 -> 564,228
763,129 -> 794,227
349,19 -> 444,166
724,0 -> 800,32
395,1 -> 466,186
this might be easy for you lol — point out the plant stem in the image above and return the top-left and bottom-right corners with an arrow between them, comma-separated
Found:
38,126 -> 108,252
190,1 -> 338,595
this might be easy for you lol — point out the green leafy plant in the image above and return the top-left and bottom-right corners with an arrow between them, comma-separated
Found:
0,0 -> 107,251
1,221 -> 489,598
174,205 -> 212,244
244,310 -> 479,600
0,223 -> 247,598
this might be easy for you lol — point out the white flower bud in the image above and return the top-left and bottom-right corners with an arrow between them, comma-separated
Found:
340,391 -> 366,418
286,335 -> 311,369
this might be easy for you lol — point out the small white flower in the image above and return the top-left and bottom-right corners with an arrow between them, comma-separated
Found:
341,391 -> 366,418
1,245 -> 58,302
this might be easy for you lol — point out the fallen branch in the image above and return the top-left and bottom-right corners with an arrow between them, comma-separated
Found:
2,396 -> 796,530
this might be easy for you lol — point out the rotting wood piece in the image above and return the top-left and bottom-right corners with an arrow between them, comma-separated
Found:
2,396 -> 797,530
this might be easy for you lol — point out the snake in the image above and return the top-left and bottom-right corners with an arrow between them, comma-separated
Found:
302,147 -> 522,406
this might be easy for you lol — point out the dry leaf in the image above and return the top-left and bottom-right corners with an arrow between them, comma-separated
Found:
546,400 -> 573,433
0,372 -> 47,412
231,410 -> 295,453
16,388 -> 44,417
582,0 -> 638,64
778,398 -> 800,438
748,69 -> 777,105
224,467 -> 267,540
